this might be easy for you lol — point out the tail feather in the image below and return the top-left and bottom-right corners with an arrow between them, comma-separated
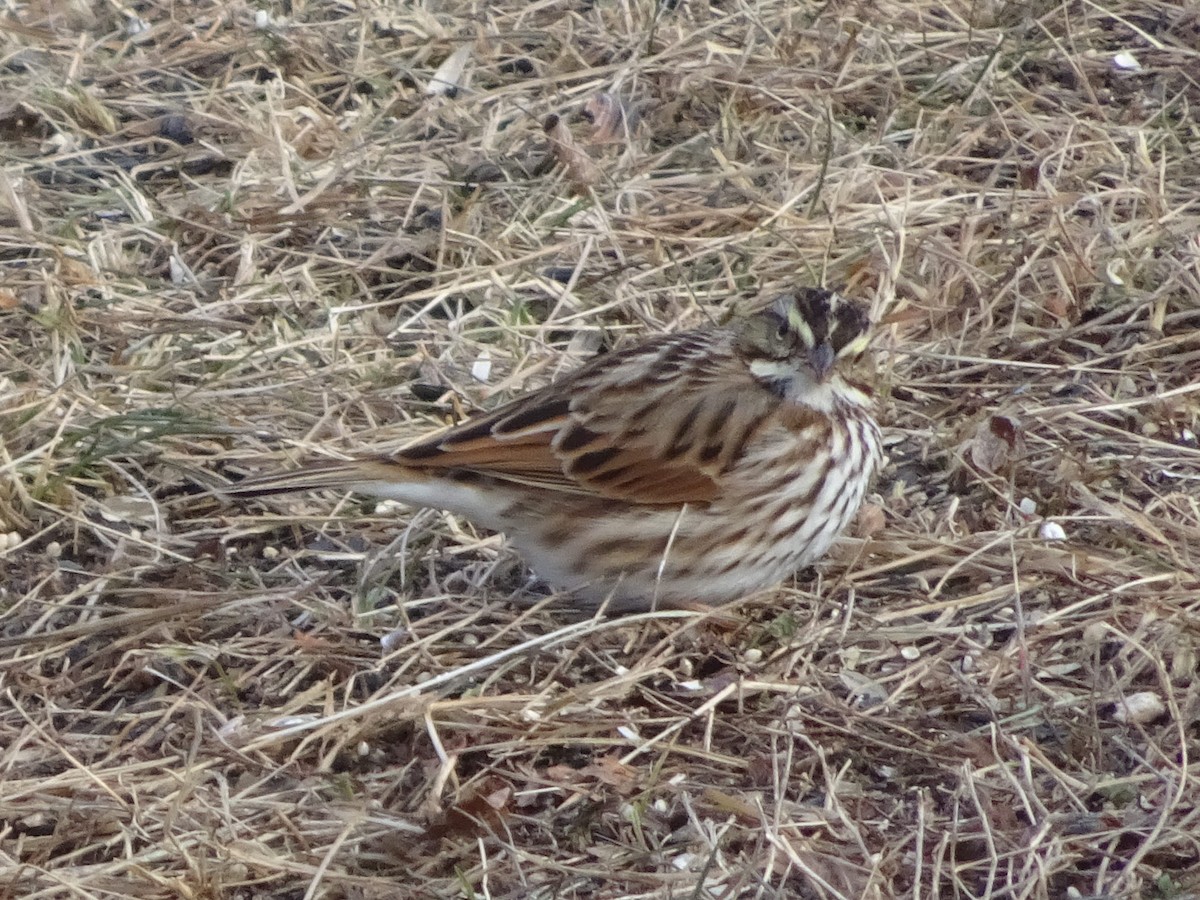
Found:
219,458 -> 412,497
219,457 -> 508,532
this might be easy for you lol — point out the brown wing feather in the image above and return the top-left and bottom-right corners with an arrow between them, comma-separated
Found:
385,330 -> 778,505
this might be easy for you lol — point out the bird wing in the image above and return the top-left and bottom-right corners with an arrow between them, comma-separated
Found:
387,332 -> 777,505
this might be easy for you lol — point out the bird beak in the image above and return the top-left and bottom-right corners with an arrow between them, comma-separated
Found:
809,342 -> 835,381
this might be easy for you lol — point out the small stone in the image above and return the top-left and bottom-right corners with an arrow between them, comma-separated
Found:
471,351 -> 492,383
380,628 -> 408,653
1112,51 -> 1141,71
1039,521 -> 1067,541
1113,691 -> 1165,724
671,852 -> 698,871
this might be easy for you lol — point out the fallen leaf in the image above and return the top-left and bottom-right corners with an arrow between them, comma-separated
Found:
968,414 -> 1025,474
543,114 -> 601,191
582,92 -> 636,144
426,44 -> 472,97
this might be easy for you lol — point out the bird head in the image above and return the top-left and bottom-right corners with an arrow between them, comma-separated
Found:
737,287 -> 872,392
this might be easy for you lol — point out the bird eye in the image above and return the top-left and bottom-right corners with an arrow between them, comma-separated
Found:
776,322 -> 788,339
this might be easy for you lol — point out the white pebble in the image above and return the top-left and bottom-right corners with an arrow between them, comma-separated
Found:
1113,692 -> 1165,724
262,545 -> 279,560
1018,497 -> 1037,516
900,645 -> 921,661
742,647 -> 763,665
671,852 -> 698,871
1112,51 -> 1141,71
470,351 -> 492,383
380,628 -> 408,653
1039,521 -> 1067,541
45,541 -> 62,559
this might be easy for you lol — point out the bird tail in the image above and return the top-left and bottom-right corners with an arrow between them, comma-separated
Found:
217,458 -> 411,498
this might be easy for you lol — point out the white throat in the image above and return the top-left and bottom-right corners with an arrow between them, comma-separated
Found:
749,359 -> 869,413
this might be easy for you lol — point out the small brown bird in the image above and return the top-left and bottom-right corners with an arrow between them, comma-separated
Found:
228,287 -> 882,611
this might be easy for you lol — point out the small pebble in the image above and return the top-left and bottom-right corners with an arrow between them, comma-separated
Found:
1112,51 -> 1141,71
471,352 -> 492,383
671,853 -> 698,871
380,629 -> 407,653
1113,691 -> 1165,724
1039,521 -> 1067,541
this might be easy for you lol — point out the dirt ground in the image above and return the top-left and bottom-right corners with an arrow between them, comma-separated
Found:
2,1 -> 1199,897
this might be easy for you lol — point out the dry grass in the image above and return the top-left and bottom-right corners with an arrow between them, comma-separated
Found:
2,0 -> 1200,897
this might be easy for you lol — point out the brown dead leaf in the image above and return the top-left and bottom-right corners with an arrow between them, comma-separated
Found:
292,631 -> 335,653
424,777 -> 513,841
543,114 -> 601,192
968,414 -> 1025,474
855,502 -> 886,538
55,252 -> 97,287
581,93 -> 636,144
580,754 -> 639,794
